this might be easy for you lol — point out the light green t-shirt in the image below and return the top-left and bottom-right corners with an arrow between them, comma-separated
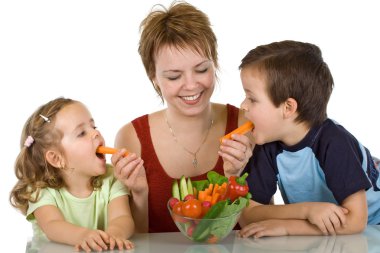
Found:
26,165 -> 129,238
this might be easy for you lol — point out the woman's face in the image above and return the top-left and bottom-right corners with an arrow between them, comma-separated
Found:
153,45 -> 216,116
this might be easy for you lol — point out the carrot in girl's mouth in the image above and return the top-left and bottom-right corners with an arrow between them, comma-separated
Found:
96,146 -> 129,157
220,121 -> 254,143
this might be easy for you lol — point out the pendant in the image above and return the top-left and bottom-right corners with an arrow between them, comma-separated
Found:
192,157 -> 198,168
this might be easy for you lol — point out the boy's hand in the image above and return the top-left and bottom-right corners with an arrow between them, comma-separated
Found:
238,219 -> 288,238
305,202 -> 349,235
219,134 -> 253,177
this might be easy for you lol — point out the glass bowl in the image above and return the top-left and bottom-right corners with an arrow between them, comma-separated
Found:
167,200 -> 242,243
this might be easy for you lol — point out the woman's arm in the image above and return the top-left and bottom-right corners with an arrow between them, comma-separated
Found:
113,122 -> 149,233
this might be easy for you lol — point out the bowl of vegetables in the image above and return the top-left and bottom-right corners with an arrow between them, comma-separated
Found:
167,171 -> 250,243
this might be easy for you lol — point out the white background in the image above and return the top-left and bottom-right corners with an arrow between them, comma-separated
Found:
1,0 -> 379,251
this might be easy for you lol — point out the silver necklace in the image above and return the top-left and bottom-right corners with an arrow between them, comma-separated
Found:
165,114 -> 214,168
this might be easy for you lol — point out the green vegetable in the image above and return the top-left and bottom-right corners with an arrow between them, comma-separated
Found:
192,200 -> 227,241
207,171 -> 228,185
180,175 -> 189,200
172,180 -> 180,200
187,177 -> 194,195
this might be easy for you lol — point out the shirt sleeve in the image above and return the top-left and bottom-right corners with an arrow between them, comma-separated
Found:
318,127 -> 371,204
26,188 -> 57,221
243,144 -> 278,204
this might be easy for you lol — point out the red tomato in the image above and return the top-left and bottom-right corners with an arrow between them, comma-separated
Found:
201,201 -> 211,217
172,201 -> 183,215
181,199 -> 202,219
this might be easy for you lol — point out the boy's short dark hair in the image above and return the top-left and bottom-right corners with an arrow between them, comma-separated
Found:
239,40 -> 334,127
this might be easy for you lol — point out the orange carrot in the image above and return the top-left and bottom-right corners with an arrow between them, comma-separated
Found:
220,121 -> 254,143
211,193 -> 220,205
198,190 -> 207,202
96,146 -> 129,157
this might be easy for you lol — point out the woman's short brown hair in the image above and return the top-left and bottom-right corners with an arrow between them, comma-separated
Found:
138,1 -> 218,100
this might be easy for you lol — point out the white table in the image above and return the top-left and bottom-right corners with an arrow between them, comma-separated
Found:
25,225 -> 380,253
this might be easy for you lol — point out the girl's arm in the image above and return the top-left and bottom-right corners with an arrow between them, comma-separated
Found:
105,195 -> 135,250
34,205 -> 110,251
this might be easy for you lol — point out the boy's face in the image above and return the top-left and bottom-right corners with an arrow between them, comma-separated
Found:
240,66 -> 285,145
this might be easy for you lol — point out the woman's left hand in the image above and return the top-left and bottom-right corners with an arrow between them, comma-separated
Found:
218,133 -> 253,177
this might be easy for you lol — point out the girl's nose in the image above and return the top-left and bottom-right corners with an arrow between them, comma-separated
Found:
92,129 -> 101,139
240,100 -> 249,112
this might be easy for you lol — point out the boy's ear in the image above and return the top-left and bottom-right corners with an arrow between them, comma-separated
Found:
283,98 -> 298,119
45,150 -> 64,168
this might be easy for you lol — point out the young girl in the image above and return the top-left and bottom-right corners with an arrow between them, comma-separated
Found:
10,97 -> 135,252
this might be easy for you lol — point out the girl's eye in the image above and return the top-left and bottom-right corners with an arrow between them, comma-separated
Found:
78,131 -> 86,137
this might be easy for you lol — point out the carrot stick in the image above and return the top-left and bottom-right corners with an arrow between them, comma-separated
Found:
220,121 -> 254,143
96,146 -> 129,157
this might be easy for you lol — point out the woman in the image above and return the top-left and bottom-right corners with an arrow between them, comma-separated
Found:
111,1 -> 252,233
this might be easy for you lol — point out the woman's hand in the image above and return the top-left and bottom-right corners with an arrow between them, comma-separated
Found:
111,149 -> 148,195
218,134 -> 254,177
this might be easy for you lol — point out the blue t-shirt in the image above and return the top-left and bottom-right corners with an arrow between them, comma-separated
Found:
244,119 -> 380,225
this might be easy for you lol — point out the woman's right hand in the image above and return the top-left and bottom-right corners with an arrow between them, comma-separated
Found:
111,149 -> 148,195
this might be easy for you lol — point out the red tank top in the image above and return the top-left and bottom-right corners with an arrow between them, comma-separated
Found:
132,104 -> 240,232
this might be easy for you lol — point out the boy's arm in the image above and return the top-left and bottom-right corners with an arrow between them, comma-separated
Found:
240,190 -> 367,236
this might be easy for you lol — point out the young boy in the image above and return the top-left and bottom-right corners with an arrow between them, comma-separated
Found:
238,40 -> 380,238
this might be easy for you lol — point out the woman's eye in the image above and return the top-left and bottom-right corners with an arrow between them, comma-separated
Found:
196,68 -> 208,73
167,76 -> 180,81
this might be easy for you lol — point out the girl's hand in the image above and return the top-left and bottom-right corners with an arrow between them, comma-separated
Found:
239,220 -> 288,238
111,149 -> 148,195
107,236 -> 134,251
74,229 -> 110,252
218,134 -> 254,177
305,202 -> 349,235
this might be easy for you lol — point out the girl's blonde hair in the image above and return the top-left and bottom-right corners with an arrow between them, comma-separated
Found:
138,1 -> 218,101
10,97 -> 103,215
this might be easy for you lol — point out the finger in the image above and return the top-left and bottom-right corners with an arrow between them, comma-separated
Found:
336,208 -> 348,227
115,155 -> 140,179
125,240 -> 135,250
126,160 -> 145,182
108,237 -> 115,250
322,218 -> 336,235
329,214 -> 342,231
80,241 -> 91,252
315,220 -> 328,235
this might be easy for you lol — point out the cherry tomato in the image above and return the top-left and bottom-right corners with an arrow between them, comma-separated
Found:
172,201 -> 183,215
181,199 -> 202,219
